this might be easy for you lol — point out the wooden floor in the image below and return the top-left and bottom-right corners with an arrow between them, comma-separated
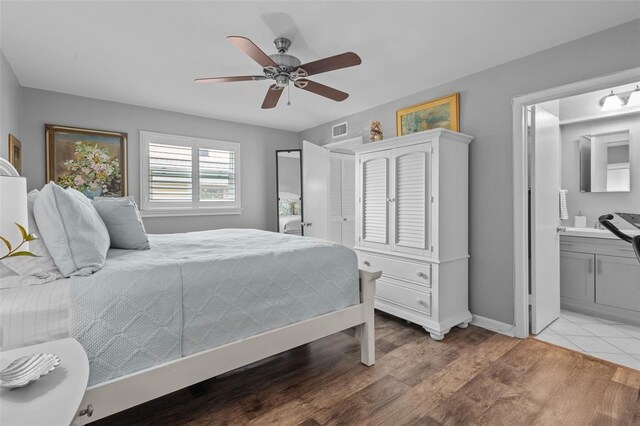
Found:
95,312 -> 640,426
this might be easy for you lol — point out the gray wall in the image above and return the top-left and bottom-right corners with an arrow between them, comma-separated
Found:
19,87 -> 299,233
560,115 -> 639,226
0,49 -> 21,160
299,19 -> 640,325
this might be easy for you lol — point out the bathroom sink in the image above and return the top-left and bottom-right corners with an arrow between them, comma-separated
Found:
561,227 -> 640,239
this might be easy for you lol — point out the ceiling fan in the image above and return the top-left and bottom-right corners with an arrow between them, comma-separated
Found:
195,36 -> 362,109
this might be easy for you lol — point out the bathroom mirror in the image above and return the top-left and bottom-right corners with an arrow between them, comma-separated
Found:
276,150 -> 303,235
579,129 -> 630,193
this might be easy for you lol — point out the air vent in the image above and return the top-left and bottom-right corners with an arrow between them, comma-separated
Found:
332,121 -> 348,139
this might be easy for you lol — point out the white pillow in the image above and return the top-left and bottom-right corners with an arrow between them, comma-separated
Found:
92,197 -> 150,250
34,183 -> 110,277
2,189 -> 63,282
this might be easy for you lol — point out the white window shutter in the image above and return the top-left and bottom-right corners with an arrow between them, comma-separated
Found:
362,157 -> 388,243
148,142 -> 193,201
395,151 -> 426,249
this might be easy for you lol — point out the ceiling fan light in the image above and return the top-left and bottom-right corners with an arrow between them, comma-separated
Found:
275,75 -> 289,88
601,91 -> 622,111
626,86 -> 640,107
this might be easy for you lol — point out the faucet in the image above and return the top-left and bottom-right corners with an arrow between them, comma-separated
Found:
594,221 -> 604,230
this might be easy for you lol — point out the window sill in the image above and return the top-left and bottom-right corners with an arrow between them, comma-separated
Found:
140,207 -> 243,218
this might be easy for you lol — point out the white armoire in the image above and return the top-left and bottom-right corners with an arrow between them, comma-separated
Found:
353,128 -> 473,340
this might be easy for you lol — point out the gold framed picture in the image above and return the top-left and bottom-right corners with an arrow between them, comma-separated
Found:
45,124 -> 128,198
8,134 -> 22,175
396,93 -> 460,136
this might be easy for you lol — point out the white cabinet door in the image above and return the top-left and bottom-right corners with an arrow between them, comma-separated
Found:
359,150 -> 391,250
595,255 -> 640,313
390,143 -> 431,256
560,251 -> 595,303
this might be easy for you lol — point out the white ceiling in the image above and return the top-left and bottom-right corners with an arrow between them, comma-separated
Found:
2,1 -> 639,132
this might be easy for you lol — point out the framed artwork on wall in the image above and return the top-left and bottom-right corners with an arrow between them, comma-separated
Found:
45,124 -> 128,198
8,134 -> 22,175
396,93 -> 460,136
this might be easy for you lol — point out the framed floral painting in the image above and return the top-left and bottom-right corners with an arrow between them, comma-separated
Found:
45,124 -> 127,198
8,134 -> 22,175
396,93 -> 460,136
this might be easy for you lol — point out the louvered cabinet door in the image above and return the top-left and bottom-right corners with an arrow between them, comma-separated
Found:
391,144 -> 431,256
359,151 -> 390,250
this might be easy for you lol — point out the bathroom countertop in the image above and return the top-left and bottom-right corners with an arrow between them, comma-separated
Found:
561,227 -> 640,239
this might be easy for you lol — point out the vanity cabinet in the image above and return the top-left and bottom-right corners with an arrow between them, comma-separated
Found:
560,234 -> 640,326
595,255 -> 640,313
353,129 -> 473,340
560,251 -> 594,303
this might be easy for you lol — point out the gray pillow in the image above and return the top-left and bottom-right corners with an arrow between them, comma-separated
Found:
92,197 -> 150,250
34,183 -> 110,277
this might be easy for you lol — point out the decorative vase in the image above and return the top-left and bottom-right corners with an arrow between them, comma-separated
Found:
369,121 -> 383,142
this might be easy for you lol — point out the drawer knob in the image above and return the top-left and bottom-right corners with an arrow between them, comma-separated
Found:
362,260 -> 371,267
416,298 -> 426,306
416,272 -> 428,279
79,404 -> 94,417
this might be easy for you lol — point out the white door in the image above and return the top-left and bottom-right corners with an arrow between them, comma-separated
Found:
341,156 -> 356,247
328,153 -> 356,247
302,140 -> 329,239
358,150 -> 391,251
530,103 -> 561,334
328,154 -> 344,244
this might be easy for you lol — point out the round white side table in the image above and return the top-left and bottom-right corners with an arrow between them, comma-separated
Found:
0,338 -> 89,426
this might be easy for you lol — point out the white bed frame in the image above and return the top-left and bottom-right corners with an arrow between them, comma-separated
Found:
75,269 -> 381,424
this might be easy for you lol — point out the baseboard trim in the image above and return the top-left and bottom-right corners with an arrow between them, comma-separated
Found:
470,315 -> 517,337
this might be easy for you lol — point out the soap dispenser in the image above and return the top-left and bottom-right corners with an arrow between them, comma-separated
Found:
574,211 -> 587,228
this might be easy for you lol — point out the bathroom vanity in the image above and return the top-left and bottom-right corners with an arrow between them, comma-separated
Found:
560,228 -> 640,326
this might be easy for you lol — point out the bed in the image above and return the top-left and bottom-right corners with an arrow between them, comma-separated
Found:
278,192 -> 302,235
278,214 -> 302,235
1,229 -> 379,424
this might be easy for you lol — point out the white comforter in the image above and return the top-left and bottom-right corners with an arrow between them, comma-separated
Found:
70,229 -> 359,386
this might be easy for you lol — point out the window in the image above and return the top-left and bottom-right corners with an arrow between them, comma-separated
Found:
140,131 -> 241,216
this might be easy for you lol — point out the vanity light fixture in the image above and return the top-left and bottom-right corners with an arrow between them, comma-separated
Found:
626,85 -> 640,107
601,90 -> 623,111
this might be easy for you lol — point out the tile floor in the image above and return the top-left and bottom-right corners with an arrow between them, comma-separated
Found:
534,310 -> 640,371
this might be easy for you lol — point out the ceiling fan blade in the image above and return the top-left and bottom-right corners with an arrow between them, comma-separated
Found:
262,85 -> 284,109
296,52 -> 361,77
294,79 -> 348,102
194,75 -> 265,84
227,36 -> 278,68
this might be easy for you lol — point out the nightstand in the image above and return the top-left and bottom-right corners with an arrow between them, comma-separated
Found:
0,338 -> 89,426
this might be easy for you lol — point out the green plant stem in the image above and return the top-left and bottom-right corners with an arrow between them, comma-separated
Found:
0,239 -> 28,261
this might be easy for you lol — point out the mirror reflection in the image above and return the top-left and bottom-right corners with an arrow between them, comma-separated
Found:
276,150 -> 303,235
580,129 -> 630,193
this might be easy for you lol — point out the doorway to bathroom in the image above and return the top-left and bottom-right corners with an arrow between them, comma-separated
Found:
512,68 -> 640,370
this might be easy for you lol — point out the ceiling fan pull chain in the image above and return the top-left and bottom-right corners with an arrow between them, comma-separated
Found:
287,85 -> 291,106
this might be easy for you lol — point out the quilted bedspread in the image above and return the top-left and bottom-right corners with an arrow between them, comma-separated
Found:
69,229 -> 359,386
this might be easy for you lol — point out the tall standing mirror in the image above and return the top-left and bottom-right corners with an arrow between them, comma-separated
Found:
276,150 -> 303,235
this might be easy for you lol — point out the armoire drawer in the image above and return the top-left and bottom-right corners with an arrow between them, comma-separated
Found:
358,252 -> 431,287
376,279 -> 432,315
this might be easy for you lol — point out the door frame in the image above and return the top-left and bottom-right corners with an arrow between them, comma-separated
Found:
512,67 -> 640,338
